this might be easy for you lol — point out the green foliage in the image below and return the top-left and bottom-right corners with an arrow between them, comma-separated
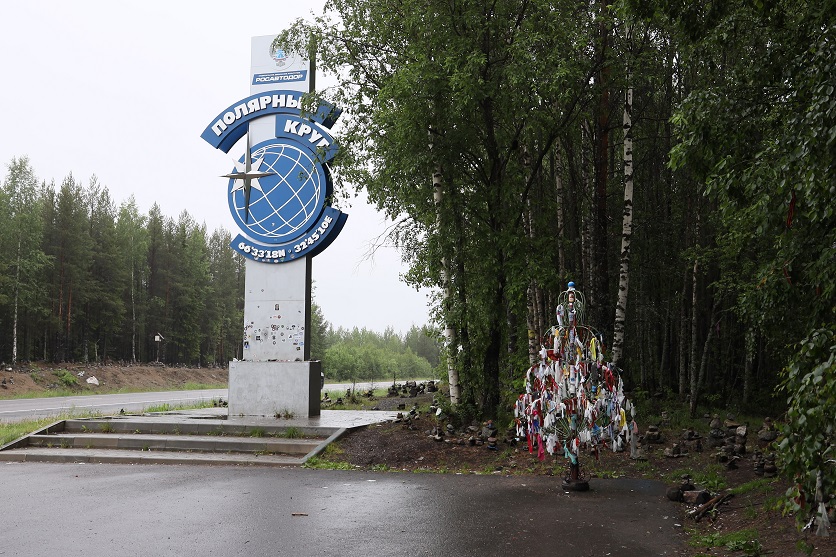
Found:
0,417 -> 54,446
277,0 -> 603,418
666,1 -> 836,386
282,427 -> 303,439
776,327 -> 836,523
796,539 -> 815,556
666,465 -> 727,492
729,478 -> 778,496
689,528 -> 762,556
53,369 -> 79,388
322,327 -> 436,383
303,456 -> 355,470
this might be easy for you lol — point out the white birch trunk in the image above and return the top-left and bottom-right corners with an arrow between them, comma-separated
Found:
131,262 -> 137,363
611,81 -> 634,368
12,235 -> 21,365
688,212 -> 701,404
434,166 -> 460,404
554,147 -> 566,272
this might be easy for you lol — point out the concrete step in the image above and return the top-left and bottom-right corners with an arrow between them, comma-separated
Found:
0,409 -> 402,467
26,433 -> 322,455
62,418 -> 335,438
0,446 -> 305,466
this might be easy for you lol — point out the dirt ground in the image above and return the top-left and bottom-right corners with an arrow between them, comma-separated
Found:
326,391 -> 835,557
2,366 -> 833,556
0,361 -> 228,397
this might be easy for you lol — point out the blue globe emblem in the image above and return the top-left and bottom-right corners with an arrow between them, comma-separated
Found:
228,142 -> 324,244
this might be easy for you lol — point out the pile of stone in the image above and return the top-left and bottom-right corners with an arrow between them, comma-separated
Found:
715,419 -> 748,469
666,476 -> 696,502
681,427 -> 703,453
645,425 -> 664,444
418,417 -> 505,450
664,442 -> 688,458
394,405 -> 420,430
752,450 -> 778,477
757,417 -> 778,444
386,380 -> 439,398
707,414 -> 726,448
482,420 -> 499,450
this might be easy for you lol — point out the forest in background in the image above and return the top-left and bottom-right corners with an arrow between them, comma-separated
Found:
274,0 -> 833,418
0,161 -> 441,380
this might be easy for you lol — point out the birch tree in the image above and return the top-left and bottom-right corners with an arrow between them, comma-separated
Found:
611,77 -> 633,368
0,157 -> 49,364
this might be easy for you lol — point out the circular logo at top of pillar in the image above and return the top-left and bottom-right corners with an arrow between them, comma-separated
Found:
227,140 -> 327,245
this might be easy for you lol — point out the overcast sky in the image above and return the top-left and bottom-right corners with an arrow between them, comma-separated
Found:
0,1 -> 433,334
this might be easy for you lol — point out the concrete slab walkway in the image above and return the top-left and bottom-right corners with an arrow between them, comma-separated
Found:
0,408 -> 401,466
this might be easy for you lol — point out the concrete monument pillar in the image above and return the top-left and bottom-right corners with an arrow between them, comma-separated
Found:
201,36 -> 347,417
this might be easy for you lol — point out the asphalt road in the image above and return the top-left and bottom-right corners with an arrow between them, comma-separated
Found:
0,382 -> 384,423
0,463 -> 686,557
0,389 -> 228,423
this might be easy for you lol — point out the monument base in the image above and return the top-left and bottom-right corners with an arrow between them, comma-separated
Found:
229,360 -> 321,418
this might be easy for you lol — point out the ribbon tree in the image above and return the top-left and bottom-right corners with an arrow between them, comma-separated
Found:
516,282 -> 635,491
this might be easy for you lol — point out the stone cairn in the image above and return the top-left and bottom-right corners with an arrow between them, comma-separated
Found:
714,415 -> 748,469
752,450 -> 778,477
644,424 -> 664,445
757,417 -> 778,444
707,414 -> 726,449
681,427 -> 703,453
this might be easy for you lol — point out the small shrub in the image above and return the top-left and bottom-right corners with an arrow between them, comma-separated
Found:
53,370 -> 79,388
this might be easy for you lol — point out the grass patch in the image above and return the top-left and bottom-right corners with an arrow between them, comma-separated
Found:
321,387 -> 393,410
0,417 -> 57,446
181,382 -> 224,390
303,456 -> 355,470
0,383 -> 228,401
145,403 -> 174,413
689,528 -> 762,556
0,400 -> 224,446
729,478 -> 777,496
282,427 -> 303,439
248,427 -> 266,438
666,464 -> 727,491
631,458 -> 657,476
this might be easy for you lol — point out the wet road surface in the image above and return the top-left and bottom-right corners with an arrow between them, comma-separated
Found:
1,463 -> 686,556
